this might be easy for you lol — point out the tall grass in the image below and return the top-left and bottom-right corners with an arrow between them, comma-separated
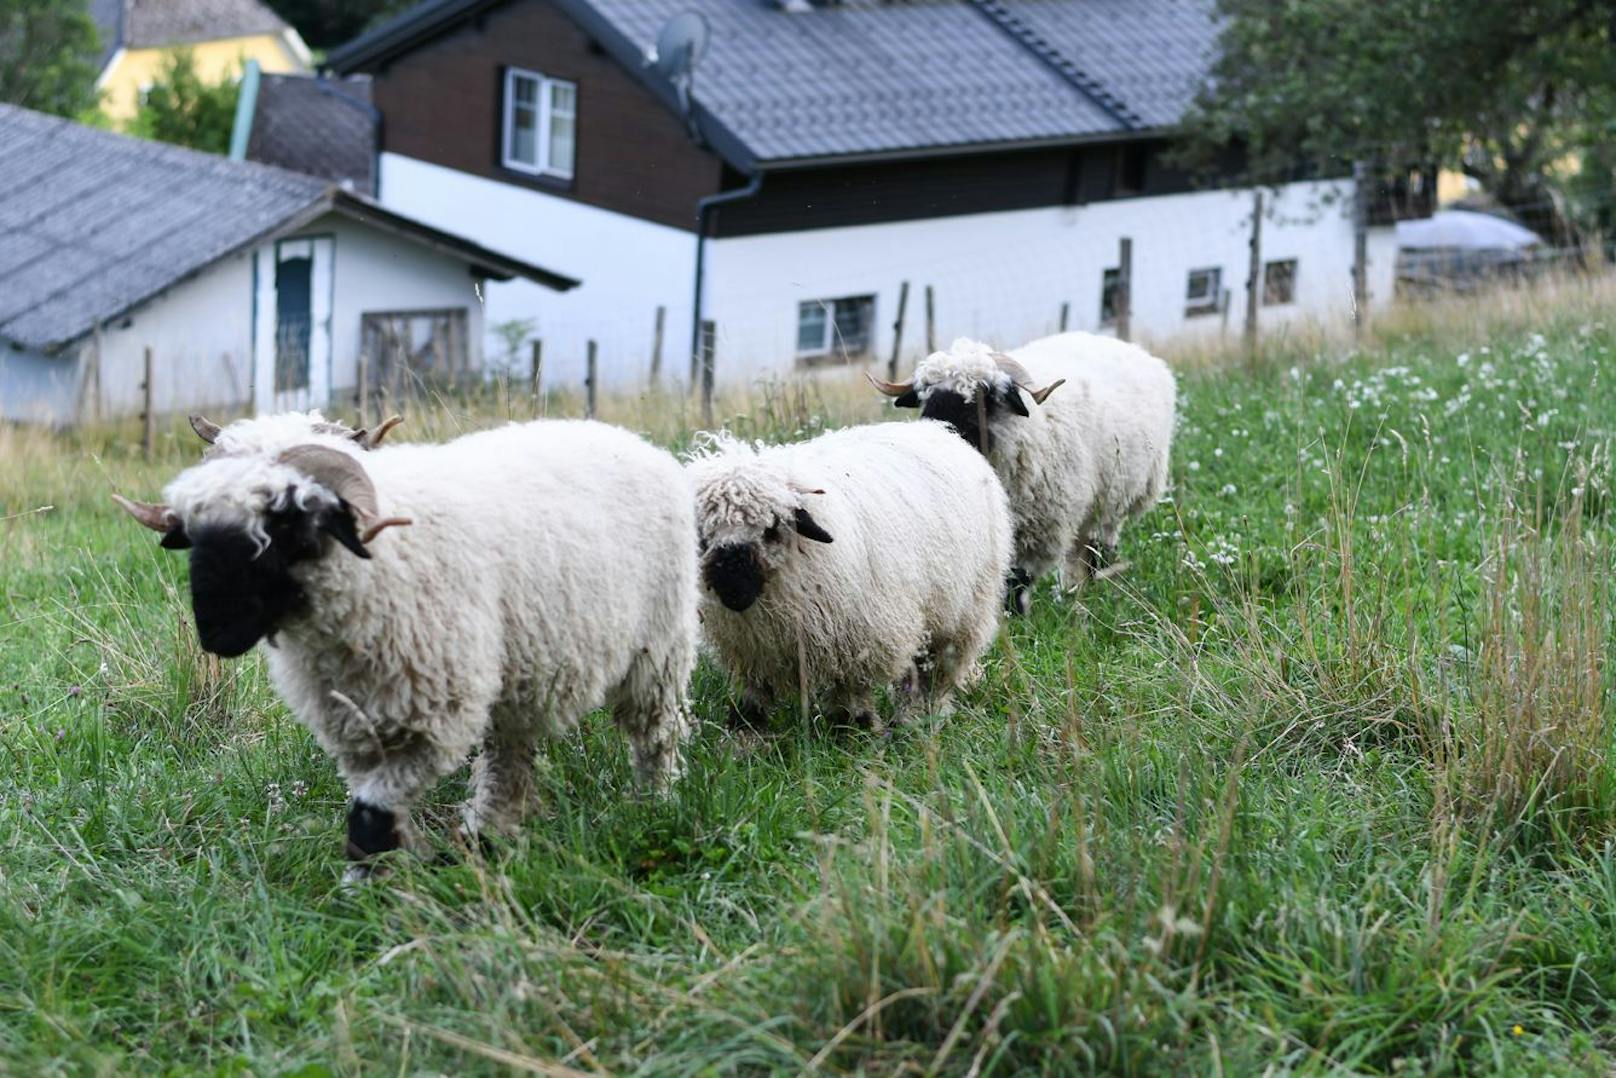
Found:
3,278 -> 1616,1072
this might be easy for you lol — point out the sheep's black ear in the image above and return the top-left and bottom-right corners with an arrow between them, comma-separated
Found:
999,385 -> 1031,417
159,524 -> 191,550
319,505 -> 372,560
793,507 -> 833,544
892,389 -> 921,409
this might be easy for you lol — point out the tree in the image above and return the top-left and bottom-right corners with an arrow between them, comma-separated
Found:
264,0 -> 412,51
0,0 -> 101,117
1182,0 -> 1616,245
127,50 -> 239,155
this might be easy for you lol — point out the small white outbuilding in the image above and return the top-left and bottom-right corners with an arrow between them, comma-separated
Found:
0,104 -> 577,425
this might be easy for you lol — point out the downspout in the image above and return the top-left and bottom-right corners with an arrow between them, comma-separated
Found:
689,172 -> 764,386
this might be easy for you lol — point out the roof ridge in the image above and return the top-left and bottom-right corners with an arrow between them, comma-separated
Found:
966,0 -> 1143,131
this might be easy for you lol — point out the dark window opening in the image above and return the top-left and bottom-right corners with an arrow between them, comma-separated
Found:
1099,268 -> 1121,326
1263,259 -> 1297,306
1185,267 -> 1222,317
1114,144 -> 1148,197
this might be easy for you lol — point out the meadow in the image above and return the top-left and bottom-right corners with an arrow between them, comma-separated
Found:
2,282 -> 1615,1074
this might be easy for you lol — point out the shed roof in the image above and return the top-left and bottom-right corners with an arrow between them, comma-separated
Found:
0,104 -> 576,354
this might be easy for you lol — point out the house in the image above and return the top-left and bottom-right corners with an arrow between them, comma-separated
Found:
231,66 -> 379,194
327,0 -> 1421,390
91,0 -> 313,121
0,104 -> 577,425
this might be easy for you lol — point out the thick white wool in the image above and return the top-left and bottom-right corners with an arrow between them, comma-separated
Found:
911,337 -> 1013,401
689,420 -> 1012,722
160,418 -> 698,843
917,332 -> 1177,581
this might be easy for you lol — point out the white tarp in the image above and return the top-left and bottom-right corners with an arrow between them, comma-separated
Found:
1396,209 -> 1541,251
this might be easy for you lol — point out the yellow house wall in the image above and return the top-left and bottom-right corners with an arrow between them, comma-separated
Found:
99,34 -> 307,121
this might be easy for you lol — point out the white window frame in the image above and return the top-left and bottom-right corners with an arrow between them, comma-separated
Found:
795,295 -> 876,361
502,66 -> 576,180
1185,267 -> 1222,317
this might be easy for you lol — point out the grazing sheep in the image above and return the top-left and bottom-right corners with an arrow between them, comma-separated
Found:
872,333 -> 1176,613
687,421 -> 1012,729
114,417 -> 697,877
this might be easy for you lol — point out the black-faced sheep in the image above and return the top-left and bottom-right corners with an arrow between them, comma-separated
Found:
115,415 -> 697,877
872,333 -> 1176,614
687,421 -> 1012,729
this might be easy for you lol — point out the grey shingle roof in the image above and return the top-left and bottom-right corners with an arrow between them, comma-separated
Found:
91,0 -> 293,55
0,104 -> 575,352
328,0 -> 1219,168
246,74 -> 377,194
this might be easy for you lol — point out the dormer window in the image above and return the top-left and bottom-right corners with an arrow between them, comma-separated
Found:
502,67 -> 576,179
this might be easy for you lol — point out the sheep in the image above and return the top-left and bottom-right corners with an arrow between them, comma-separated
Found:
871,333 -> 1176,614
113,415 -> 698,877
687,420 -> 1012,729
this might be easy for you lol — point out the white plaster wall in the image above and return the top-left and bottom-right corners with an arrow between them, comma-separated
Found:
91,253 -> 256,419
0,344 -> 80,424
701,179 -> 1397,384
378,152 -> 696,392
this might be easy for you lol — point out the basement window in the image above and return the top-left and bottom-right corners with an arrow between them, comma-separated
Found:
502,67 -> 577,179
1185,267 -> 1222,317
1263,259 -> 1298,306
796,295 -> 876,365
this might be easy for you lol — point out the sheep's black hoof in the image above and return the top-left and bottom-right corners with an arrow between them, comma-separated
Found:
1005,569 -> 1033,616
346,799 -> 401,863
727,695 -> 770,730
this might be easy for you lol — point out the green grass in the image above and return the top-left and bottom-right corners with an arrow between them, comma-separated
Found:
3,293 -> 1616,1073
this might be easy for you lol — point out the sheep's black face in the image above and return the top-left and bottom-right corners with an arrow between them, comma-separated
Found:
918,384 -> 1029,456
703,542 -> 765,613
181,497 -> 354,656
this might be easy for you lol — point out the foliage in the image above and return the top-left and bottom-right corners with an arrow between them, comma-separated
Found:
0,0 -> 101,117
126,50 -> 239,155
264,0 -> 413,50
3,284 -> 1616,1071
490,318 -> 538,372
1183,0 -> 1616,244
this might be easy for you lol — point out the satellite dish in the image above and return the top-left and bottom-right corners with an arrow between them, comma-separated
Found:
651,12 -> 710,80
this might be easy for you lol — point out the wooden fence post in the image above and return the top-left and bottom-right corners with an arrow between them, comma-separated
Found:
887,281 -> 910,380
1116,237 -> 1133,342
141,346 -> 155,461
1245,191 -> 1263,358
1352,160 -> 1369,337
699,320 -> 716,428
924,285 -> 936,354
650,305 -> 666,385
585,340 -> 598,419
1058,301 -> 1070,333
356,353 -> 369,424
530,339 -> 543,415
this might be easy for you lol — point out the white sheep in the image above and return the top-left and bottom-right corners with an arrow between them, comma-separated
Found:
687,421 -> 1012,728
872,333 -> 1176,612
114,416 -> 698,876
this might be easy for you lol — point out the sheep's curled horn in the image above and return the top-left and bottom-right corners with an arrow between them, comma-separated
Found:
187,413 -> 405,451
111,444 -> 412,548
865,356 -> 1065,405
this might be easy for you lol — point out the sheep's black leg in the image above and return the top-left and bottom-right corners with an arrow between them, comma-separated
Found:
1005,568 -> 1034,616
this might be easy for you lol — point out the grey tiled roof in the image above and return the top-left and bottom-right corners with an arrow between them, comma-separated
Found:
329,0 -> 1219,167
246,74 -> 377,194
91,0 -> 293,55
0,104 -> 575,352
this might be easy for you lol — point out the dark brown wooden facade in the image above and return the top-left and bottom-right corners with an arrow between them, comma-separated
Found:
369,0 -> 723,231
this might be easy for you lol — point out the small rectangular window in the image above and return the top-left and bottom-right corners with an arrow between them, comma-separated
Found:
502,67 -> 576,179
1185,267 -> 1221,317
1099,268 -> 1121,326
1113,144 -> 1148,196
1263,259 -> 1297,306
796,294 -> 876,365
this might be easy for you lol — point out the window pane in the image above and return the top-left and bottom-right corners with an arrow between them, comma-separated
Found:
797,302 -> 828,353
1185,268 -> 1221,316
548,109 -> 576,175
1263,259 -> 1297,305
833,296 -> 875,353
507,74 -> 538,166
550,80 -> 576,115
